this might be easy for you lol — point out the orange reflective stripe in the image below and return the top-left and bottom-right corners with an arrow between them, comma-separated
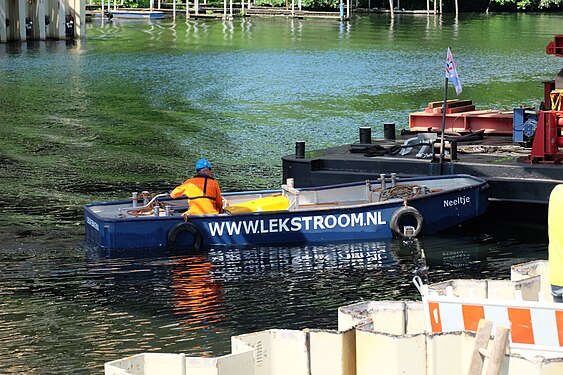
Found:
425,299 -> 563,348
508,307 -> 535,344
462,304 -> 485,331
428,302 -> 442,332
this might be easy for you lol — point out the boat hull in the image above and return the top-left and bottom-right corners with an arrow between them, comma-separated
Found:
110,11 -> 164,19
84,175 -> 488,250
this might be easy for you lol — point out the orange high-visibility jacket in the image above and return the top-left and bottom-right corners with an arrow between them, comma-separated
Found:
170,175 -> 223,215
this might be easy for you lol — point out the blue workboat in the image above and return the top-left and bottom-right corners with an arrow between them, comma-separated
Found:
84,174 -> 488,250
109,10 -> 165,19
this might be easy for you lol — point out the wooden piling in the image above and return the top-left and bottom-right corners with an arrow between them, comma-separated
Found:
468,319 -> 510,375
0,0 -> 6,42
486,327 -> 509,375
467,319 -> 493,375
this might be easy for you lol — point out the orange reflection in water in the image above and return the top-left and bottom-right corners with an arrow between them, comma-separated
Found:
169,255 -> 224,328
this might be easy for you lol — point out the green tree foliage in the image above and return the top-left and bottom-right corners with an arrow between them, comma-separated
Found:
491,0 -> 562,10
254,0 -> 340,9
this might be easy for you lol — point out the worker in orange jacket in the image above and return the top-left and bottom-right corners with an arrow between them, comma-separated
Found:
170,159 -> 224,215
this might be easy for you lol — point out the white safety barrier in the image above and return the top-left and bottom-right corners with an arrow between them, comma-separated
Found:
416,276 -> 563,355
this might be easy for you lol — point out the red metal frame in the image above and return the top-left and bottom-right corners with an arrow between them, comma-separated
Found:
409,109 -> 514,135
527,111 -> 563,164
546,35 -> 563,57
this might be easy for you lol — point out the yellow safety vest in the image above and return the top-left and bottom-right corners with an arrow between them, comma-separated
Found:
549,184 -> 563,286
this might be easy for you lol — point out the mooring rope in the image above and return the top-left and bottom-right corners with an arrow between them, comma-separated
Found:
378,184 -> 441,201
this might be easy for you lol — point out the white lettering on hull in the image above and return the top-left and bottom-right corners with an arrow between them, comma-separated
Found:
443,195 -> 471,207
86,217 -> 99,231
207,212 -> 387,236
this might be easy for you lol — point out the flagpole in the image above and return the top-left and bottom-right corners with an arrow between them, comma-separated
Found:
439,76 -> 448,175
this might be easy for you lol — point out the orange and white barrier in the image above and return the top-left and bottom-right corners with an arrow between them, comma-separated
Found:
415,277 -> 563,353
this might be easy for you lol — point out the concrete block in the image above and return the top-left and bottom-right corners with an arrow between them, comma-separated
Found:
355,325 -> 426,375
426,331 -> 475,374
307,328 -> 355,375
233,329 -> 308,375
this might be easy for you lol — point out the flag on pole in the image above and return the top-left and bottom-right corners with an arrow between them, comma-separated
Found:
445,47 -> 462,95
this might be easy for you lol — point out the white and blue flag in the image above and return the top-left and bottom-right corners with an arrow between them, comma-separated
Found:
446,48 -> 462,95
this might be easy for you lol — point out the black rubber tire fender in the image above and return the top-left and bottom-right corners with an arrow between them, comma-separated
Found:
168,221 -> 203,251
389,206 -> 423,238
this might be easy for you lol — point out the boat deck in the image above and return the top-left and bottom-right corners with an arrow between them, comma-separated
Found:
88,175 -> 481,220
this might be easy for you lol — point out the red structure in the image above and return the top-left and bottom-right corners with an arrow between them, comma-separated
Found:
409,100 -> 514,135
524,35 -> 563,164
546,35 -> 563,57
527,111 -> 563,164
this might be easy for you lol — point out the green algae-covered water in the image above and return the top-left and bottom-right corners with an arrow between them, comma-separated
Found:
0,12 -> 561,373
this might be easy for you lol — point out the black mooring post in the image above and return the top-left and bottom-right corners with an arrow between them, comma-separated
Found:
359,127 -> 372,144
295,141 -> 305,159
384,122 -> 396,140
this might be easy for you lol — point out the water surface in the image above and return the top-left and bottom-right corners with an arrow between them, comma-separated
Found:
0,12 -> 560,373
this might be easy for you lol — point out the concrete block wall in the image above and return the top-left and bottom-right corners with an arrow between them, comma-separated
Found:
306,328 -> 356,375
428,275 -> 542,301
511,260 -> 552,301
105,261 -> 563,375
338,300 -> 425,334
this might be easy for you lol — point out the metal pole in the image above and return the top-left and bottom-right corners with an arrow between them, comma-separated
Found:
439,77 -> 449,175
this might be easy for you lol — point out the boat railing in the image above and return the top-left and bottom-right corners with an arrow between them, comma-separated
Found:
281,184 -> 300,210
118,193 -> 170,217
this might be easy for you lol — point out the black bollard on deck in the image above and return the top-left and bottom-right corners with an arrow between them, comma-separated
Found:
295,141 -> 305,159
384,122 -> 396,140
359,127 -> 372,144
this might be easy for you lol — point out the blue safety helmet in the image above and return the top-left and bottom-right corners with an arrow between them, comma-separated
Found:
195,158 -> 212,171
